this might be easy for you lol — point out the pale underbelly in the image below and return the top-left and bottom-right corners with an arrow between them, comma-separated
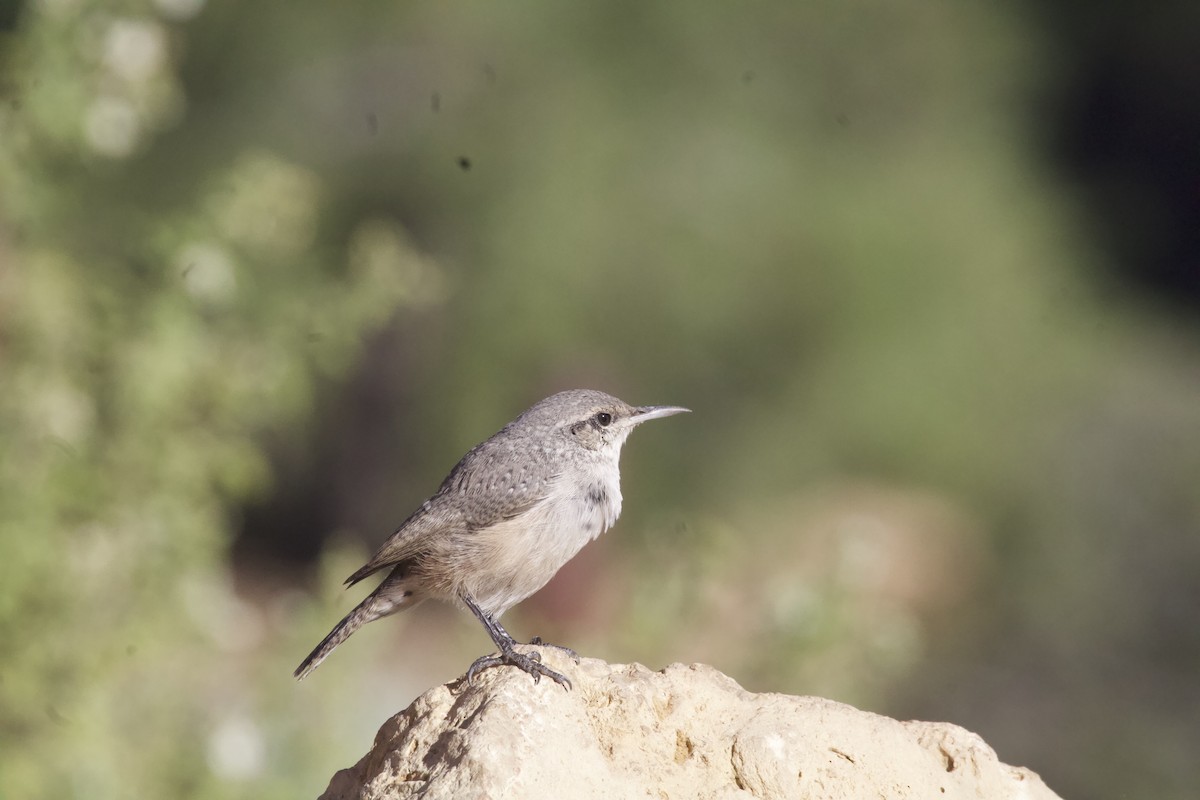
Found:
436,490 -> 619,617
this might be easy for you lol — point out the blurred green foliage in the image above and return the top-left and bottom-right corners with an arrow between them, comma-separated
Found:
1,1 -> 1197,799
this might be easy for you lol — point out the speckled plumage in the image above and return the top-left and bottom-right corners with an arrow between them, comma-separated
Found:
294,389 -> 689,687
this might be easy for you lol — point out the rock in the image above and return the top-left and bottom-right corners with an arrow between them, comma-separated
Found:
318,653 -> 1060,800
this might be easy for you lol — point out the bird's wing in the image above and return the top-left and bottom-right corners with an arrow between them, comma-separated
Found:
343,503 -> 446,587
344,438 -> 558,587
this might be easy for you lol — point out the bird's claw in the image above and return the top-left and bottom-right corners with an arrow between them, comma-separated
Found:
529,636 -> 581,664
466,648 -> 572,690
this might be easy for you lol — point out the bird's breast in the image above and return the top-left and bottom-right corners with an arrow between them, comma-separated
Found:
578,479 -> 622,539
441,474 -> 623,617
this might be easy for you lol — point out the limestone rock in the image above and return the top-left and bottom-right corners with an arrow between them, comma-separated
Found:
318,653 -> 1059,800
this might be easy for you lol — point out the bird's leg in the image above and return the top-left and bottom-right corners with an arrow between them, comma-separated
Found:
461,593 -> 572,690
528,636 -> 581,664
472,616 -> 579,666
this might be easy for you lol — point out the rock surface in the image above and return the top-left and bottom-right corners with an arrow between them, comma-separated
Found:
319,653 -> 1060,800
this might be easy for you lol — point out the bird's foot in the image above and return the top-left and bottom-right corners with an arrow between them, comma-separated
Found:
467,647 -> 572,690
529,636 -> 581,664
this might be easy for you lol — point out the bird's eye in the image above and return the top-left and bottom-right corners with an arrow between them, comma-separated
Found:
595,411 -> 613,427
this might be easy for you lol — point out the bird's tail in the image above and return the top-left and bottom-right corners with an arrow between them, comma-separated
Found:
294,587 -> 415,681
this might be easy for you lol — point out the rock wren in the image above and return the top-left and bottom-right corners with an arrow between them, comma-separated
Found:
294,389 -> 689,689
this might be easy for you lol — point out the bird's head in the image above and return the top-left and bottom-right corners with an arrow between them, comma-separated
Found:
518,389 -> 690,456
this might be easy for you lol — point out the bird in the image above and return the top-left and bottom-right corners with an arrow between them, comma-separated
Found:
294,388 -> 689,689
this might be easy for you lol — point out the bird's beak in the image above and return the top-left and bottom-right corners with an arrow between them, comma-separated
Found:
630,405 -> 691,424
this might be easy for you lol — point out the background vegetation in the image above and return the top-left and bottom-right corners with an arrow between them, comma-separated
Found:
1,1 -> 1197,798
